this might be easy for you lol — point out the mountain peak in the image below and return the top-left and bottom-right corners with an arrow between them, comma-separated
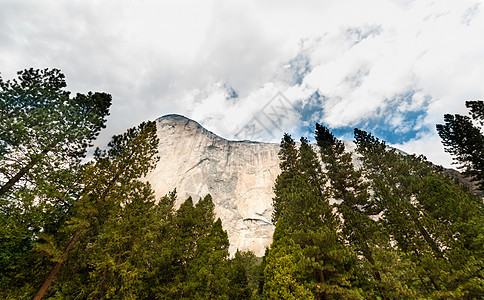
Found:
157,113 -> 191,122
147,115 -> 281,256
156,114 -> 223,140
157,114 -> 201,127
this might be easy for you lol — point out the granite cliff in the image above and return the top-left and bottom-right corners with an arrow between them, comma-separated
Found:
145,115 -> 481,256
145,114 -> 363,256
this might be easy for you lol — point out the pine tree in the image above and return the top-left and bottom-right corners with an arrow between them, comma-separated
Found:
194,194 -> 217,241
272,133 -> 299,224
163,196 -> 198,298
189,218 -> 230,300
0,69 -> 111,299
80,181 -> 160,299
142,190 -> 177,297
273,136 -> 331,231
267,134 -> 364,299
0,68 -> 111,198
354,128 -> 484,298
156,194 -> 229,299
228,250 -> 262,300
263,234 -> 314,300
436,100 -> 484,190
31,121 -> 159,299
228,251 -> 251,300
316,123 -> 416,299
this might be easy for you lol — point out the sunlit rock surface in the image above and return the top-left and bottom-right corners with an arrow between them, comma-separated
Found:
145,115 -> 279,256
145,114 -> 363,256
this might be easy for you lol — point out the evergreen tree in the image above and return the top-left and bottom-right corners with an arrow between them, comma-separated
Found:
45,192 -> 177,300
355,128 -> 484,298
263,235 -> 314,300
267,134 -> 364,299
162,196 -> 198,298
143,190 -> 177,297
189,218 -> 230,300
258,248 -> 269,297
273,136 -> 331,231
32,121 -> 159,299
272,133 -> 299,224
156,194 -> 228,299
316,123 -> 416,299
228,251 -> 251,300
194,194 -> 217,241
0,69 -> 111,299
228,250 -> 262,300
437,100 -> 484,190
80,181 -> 160,299
0,68 -> 111,198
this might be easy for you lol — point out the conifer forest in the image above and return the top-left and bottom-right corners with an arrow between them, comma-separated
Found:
1,70 -> 483,299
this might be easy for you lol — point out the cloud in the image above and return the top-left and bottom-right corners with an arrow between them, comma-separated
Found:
1,0 -> 483,168
390,131 -> 454,168
462,2 -> 481,25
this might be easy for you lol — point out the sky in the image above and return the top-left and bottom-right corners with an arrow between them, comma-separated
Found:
1,0 -> 483,168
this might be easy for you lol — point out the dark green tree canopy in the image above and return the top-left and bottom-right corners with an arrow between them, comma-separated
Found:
467,100 -> 484,125
0,69 -> 112,299
0,68 -> 112,198
436,100 -> 484,190
315,123 -> 338,148
355,127 -> 484,298
2,67 -> 482,299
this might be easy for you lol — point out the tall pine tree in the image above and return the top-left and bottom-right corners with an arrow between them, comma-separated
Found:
437,100 -> 484,191
266,134 -> 363,299
0,68 -> 111,198
316,123 -> 416,299
355,128 -> 484,298
32,121 -> 159,299
0,69 -> 111,299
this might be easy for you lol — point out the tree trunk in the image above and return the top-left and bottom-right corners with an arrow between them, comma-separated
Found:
315,258 -> 329,300
33,225 -> 84,300
33,145 -> 136,299
0,148 -> 50,197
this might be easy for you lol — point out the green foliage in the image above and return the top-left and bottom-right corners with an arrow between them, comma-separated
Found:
273,136 -> 332,231
0,69 -> 111,299
82,181 -> 159,298
140,194 -> 232,300
189,218 -> 230,299
355,127 -> 484,298
268,124 -> 483,299
272,133 -> 299,224
2,68 -> 482,299
0,68 -> 111,198
229,251 -> 251,300
267,133 -> 364,299
38,121 -> 159,298
263,236 -> 314,300
316,123 -> 419,299
229,250 -> 263,300
437,100 -> 484,190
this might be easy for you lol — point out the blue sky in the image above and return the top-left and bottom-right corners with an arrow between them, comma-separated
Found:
1,0 -> 483,167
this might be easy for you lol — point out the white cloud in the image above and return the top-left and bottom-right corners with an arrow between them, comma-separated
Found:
391,131 -> 454,168
0,0 -> 483,168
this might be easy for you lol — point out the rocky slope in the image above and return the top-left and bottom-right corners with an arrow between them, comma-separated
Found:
145,114 -> 363,256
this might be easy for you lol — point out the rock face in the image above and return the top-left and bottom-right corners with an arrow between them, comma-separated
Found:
145,115 -> 280,256
146,114 -> 368,256
145,115 -> 480,256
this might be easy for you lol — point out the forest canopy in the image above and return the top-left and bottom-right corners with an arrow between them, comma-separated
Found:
0,69 -> 482,299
